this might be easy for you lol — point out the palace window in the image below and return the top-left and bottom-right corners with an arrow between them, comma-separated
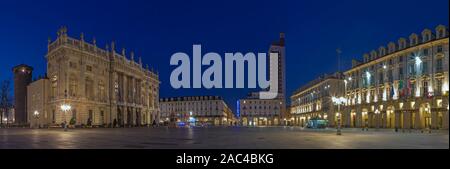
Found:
410,34 -> 418,46
411,83 -> 416,98
423,48 -> 429,56
86,65 -> 92,72
422,61 -> 428,74
378,72 -> 384,84
423,81 -> 429,95
408,64 -> 415,76
72,109 -> 77,121
69,76 -> 77,97
98,81 -> 106,102
438,29 -> 445,38
388,70 -> 393,82
51,75 -> 58,99
69,62 -> 77,69
436,58 -> 443,72
85,77 -> 94,100
436,79 -> 443,95
437,45 -> 443,53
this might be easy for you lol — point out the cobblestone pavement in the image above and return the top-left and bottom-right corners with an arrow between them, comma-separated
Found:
0,127 -> 448,149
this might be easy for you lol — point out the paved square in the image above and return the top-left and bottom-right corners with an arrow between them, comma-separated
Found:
0,127 -> 448,149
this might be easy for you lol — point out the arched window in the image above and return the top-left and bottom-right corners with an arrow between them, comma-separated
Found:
421,29 -> 432,42
378,46 -> 386,56
409,34 -> 418,46
388,42 -> 396,53
436,25 -> 447,38
398,38 -> 407,49
370,50 -> 377,60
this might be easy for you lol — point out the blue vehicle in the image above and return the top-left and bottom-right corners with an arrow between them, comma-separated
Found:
306,117 -> 328,129
176,122 -> 186,127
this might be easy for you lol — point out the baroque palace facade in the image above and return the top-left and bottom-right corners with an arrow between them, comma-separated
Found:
343,25 -> 449,130
27,27 -> 160,127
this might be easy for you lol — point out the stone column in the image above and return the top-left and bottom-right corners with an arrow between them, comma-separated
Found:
123,75 -> 127,103
431,110 -> 437,129
443,110 -> 449,130
343,110 -> 349,127
404,111 -> 411,129
368,112 -> 373,128
415,111 -> 422,129
395,110 -> 401,129
123,107 -> 128,126
131,77 -> 136,104
356,110 -> 362,128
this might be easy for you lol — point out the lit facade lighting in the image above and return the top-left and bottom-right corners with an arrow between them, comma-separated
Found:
60,104 -> 72,112
415,56 -> 422,65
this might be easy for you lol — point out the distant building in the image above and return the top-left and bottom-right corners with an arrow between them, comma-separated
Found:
238,33 -> 286,126
238,93 -> 283,126
290,73 -> 345,127
159,96 -> 236,126
12,64 -> 33,125
27,27 -> 160,127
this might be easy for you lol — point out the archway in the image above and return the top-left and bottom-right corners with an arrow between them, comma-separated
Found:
242,117 -> 248,126
362,109 -> 369,128
386,107 -> 395,128
350,110 -> 356,128
437,112 -> 443,129
421,103 -> 431,129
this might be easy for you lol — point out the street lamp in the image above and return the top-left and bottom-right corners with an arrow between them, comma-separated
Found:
61,104 -> 71,131
33,110 -> 40,128
332,96 -> 347,135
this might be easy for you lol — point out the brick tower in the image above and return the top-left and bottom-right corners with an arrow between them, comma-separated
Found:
12,64 -> 33,125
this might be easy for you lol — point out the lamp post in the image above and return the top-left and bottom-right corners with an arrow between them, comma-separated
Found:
33,110 -> 40,129
332,96 -> 347,135
61,104 -> 71,131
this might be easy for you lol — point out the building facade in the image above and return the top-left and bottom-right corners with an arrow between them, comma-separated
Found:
237,33 -> 286,126
27,27 -> 160,127
343,25 -> 449,130
159,96 -> 236,126
238,93 -> 283,126
290,73 -> 345,127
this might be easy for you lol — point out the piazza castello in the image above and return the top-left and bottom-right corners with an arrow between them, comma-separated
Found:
27,27 -> 160,127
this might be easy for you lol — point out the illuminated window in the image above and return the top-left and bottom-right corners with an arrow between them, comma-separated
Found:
86,65 -> 92,72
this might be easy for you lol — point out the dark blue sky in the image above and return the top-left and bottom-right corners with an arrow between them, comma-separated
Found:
1,0 -> 448,112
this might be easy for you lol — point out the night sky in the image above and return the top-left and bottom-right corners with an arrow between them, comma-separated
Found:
1,0 -> 448,112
